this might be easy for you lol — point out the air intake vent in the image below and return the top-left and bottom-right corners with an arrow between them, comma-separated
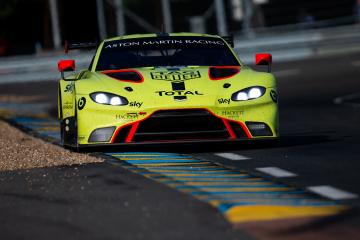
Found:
102,70 -> 143,83
209,66 -> 240,80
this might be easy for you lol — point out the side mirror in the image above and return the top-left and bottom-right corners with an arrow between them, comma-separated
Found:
255,53 -> 272,73
58,60 -> 76,80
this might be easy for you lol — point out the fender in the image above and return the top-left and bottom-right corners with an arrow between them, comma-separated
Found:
59,80 -> 76,120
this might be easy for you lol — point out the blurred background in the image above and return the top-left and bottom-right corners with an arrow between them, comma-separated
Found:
0,0 -> 360,82
1,0 -> 360,54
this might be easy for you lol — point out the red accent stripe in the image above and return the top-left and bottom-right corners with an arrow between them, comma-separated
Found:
238,121 -> 252,138
125,122 -> 140,143
110,122 -> 134,143
222,119 -> 236,139
110,108 -> 253,143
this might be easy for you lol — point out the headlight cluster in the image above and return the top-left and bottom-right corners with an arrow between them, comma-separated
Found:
232,86 -> 266,101
90,92 -> 128,106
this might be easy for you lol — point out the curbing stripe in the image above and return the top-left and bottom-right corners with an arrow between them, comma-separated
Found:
188,190 -> 303,195
1,115 -> 347,225
123,159 -> 203,164
174,184 -> 286,189
224,205 -> 346,223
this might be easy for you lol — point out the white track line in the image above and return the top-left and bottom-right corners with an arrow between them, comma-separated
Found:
334,92 -> 360,107
307,186 -> 358,200
256,167 -> 297,178
215,153 -> 250,160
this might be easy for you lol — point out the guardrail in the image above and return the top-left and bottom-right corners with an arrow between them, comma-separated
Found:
0,51 -> 93,83
234,23 -> 360,63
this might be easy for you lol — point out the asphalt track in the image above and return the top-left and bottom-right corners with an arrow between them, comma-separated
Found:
1,52 -> 360,239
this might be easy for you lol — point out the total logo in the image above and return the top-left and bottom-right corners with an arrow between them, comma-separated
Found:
155,90 -> 204,96
218,98 -> 231,104
129,101 -> 143,108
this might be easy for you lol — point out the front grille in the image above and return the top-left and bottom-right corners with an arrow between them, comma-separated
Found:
134,110 -> 230,142
114,109 -> 232,142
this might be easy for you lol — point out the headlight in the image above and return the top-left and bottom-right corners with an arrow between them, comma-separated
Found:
90,92 -> 128,106
232,86 -> 266,101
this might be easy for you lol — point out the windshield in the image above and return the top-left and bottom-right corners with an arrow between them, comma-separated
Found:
96,36 -> 240,71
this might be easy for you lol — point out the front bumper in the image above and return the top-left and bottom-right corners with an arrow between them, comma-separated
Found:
76,91 -> 278,145
79,108 -> 277,145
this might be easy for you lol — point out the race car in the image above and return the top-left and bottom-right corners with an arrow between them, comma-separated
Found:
57,33 -> 278,149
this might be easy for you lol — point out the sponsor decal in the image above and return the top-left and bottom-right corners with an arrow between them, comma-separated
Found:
218,98 -> 231,104
116,112 -> 147,120
104,39 -> 225,49
129,101 -> 143,108
220,110 -> 244,118
270,90 -> 278,103
64,83 -> 75,93
150,68 -> 202,101
155,90 -> 203,97
116,113 -> 139,120
78,97 -> 86,110
63,102 -> 73,110
151,71 -> 201,82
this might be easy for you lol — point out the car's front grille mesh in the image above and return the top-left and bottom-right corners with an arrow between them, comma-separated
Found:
133,110 -> 229,142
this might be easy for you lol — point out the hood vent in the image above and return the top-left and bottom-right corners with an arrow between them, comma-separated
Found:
102,69 -> 143,83
209,66 -> 240,80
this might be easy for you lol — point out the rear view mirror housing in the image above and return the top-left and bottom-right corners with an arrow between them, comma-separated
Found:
255,53 -> 272,73
58,59 -> 76,80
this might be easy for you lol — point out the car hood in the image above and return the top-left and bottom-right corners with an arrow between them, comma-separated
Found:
75,66 -> 276,109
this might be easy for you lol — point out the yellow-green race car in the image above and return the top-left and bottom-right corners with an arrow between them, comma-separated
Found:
57,33 -> 278,149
